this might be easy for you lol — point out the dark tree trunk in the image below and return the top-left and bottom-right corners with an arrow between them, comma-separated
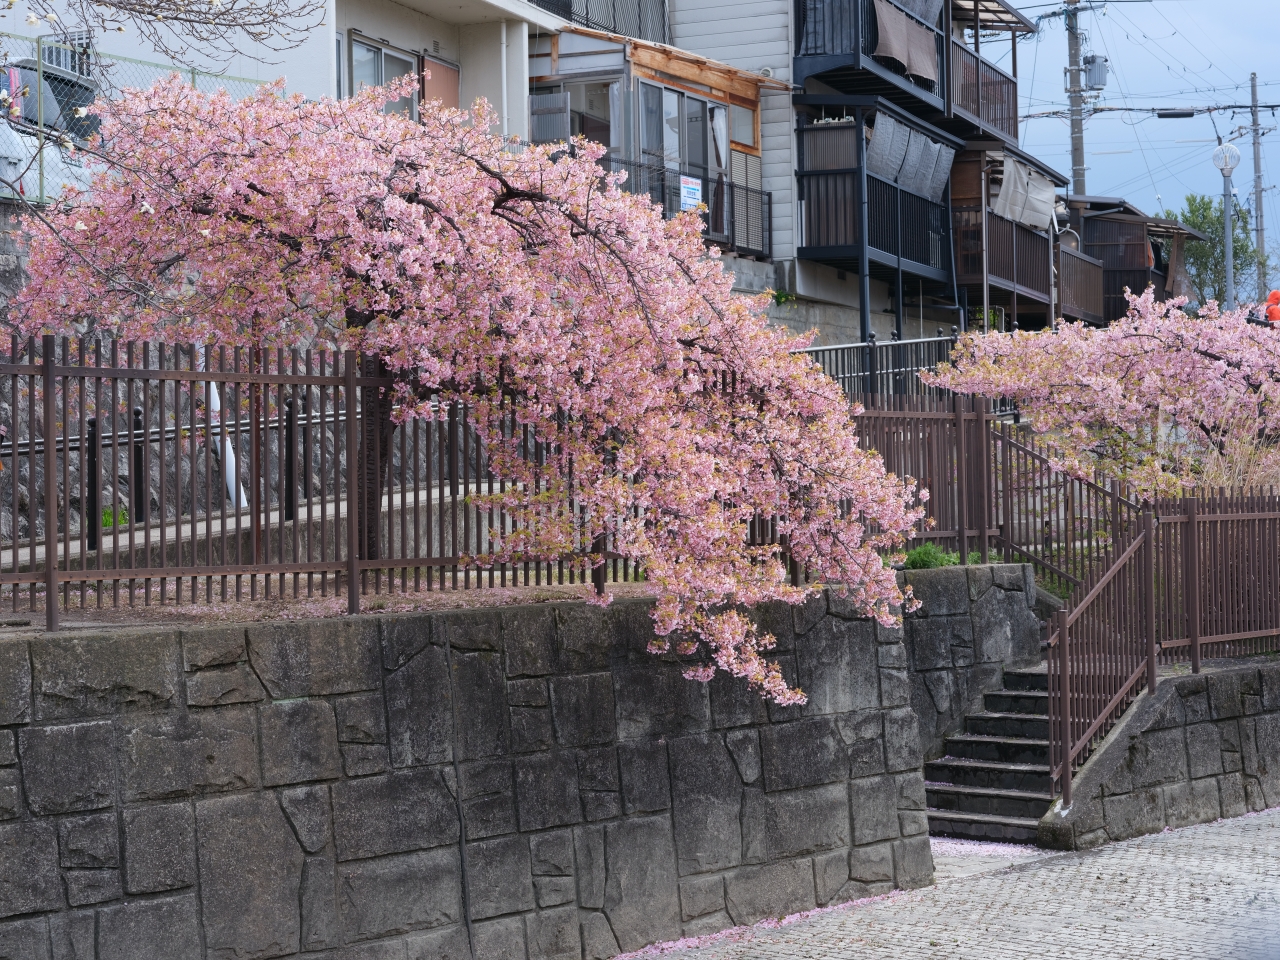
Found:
357,353 -> 395,563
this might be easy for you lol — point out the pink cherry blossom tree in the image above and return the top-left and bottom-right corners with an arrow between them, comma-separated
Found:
11,76 -> 925,703
925,287 -> 1280,498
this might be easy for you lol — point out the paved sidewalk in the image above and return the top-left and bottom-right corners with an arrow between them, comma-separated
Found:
646,809 -> 1280,960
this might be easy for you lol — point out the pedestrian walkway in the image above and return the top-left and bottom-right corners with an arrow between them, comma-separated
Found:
638,809 -> 1280,960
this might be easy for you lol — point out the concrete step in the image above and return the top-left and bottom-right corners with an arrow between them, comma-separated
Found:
925,783 -> 1053,820
964,711 -> 1050,740
923,757 -> 1052,793
927,809 -> 1041,844
1003,666 -> 1048,692
943,733 -> 1050,765
984,689 -> 1050,716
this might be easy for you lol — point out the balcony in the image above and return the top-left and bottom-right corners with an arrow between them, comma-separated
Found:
1058,246 -> 1104,325
795,0 -> 945,110
954,208 -> 1050,302
601,157 -> 773,260
796,122 -> 951,281
528,0 -> 668,43
949,39 -> 1017,141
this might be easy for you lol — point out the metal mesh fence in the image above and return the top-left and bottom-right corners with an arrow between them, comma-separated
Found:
0,31 -> 263,202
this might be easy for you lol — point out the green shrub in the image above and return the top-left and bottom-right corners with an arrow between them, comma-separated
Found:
101,506 -> 129,528
903,543 -> 959,569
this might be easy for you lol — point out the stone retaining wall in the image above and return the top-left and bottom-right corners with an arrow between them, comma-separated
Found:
0,565 -> 1039,960
1039,660 -> 1280,850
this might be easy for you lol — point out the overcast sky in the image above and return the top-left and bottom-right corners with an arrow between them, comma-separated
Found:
992,0 -> 1277,245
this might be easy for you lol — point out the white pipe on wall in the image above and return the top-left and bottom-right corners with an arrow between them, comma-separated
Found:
500,19 -> 509,138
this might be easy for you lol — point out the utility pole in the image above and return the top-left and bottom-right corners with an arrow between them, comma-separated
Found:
1066,0 -> 1086,195
1251,73 -> 1266,299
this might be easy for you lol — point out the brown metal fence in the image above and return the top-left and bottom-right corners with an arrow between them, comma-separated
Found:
4,336 -> 641,630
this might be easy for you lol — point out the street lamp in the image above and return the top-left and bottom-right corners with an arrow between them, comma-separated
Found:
1213,143 -> 1242,310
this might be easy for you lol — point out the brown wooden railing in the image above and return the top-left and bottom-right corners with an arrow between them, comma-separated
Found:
966,211 -> 1050,299
1058,246 -> 1104,325
949,40 -> 1018,140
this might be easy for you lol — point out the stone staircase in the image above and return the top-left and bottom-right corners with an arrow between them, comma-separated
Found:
925,665 -> 1052,843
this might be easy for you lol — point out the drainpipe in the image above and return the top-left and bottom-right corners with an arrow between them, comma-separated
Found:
500,19 -> 509,138
981,156 -> 990,333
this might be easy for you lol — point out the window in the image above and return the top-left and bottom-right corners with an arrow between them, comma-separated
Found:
335,34 -> 343,100
349,35 -> 417,117
730,103 -> 756,148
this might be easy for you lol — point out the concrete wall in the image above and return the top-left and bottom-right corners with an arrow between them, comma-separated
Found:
1039,661 -> 1280,850
0,566 -> 1039,958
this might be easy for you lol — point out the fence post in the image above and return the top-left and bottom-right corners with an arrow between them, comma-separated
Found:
954,394 -> 968,563
1057,607 -> 1071,807
1144,506 -> 1158,695
1186,496 -> 1201,674
865,332 -> 877,395
344,351 -> 359,615
283,398 -> 296,522
132,407 -> 145,520
86,418 -> 98,552
979,399 -> 990,563
42,335 -> 57,631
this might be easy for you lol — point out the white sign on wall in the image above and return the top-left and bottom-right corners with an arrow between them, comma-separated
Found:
679,176 -> 703,211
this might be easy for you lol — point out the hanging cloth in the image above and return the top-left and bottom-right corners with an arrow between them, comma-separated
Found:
872,0 -> 939,83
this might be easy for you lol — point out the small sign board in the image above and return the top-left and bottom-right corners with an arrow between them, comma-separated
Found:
679,176 -> 703,211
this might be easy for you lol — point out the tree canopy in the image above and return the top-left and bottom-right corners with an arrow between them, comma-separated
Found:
12,76 -> 925,703
1161,192 -> 1263,308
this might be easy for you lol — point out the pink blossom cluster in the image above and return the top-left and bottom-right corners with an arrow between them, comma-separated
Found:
924,287 -> 1280,498
13,76 -> 924,703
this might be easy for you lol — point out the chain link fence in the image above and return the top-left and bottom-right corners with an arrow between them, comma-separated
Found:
0,31 -> 264,203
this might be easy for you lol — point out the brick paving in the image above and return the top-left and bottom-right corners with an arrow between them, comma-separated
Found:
649,809 -> 1280,960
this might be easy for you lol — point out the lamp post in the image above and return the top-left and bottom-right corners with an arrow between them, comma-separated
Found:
1213,143 -> 1241,310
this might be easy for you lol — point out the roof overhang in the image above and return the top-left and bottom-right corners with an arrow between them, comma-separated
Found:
966,138 -> 1069,186
950,0 -> 1037,34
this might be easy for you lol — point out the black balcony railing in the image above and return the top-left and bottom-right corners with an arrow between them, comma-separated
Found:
529,0 -> 668,44
802,334 -> 957,398
950,40 -> 1017,140
796,0 -> 944,101
601,156 -> 773,260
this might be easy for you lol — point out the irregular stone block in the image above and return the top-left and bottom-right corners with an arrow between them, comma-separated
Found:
386,644 -> 452,768
280,784 -> 332,854
1147,689 -> 1186,730
0,641 -> 30,725
765,655 -> 804,725
535,875 -> 576,907
904,568 -> 969,617
555,605 -> 611,672
50,911 -> 95,960
332,769 -> 458,860
342,744 -> 389,777
760,717 -> 847,791
119,707 -> 258,802
896,772 -> 927,811
19,722 -> 114,815
796,617 -> 878,717
879,668 -> 911,708
669,734 -> 742,875
515,752 -> 581,832
908,616 -> 970,673
301,857 -> 338,951
0,769 -> 19,821
898,811 -> 929,836
878,642 -> 907,668
340,943 -> 408,960
196,793 -> 303,959
339,849 -> 462,942
0,917 -> 49,960
404,925 -> 471,960
453,651 -> 510,761
551,673 -> 616,746
1181,688 -> 1210,725
1103,788 -> 1164,841
966,564 -> 994,600
848,841 -> 895,884
849,776 -> 900,845
180,626 -> 246,672
619,741 -> 671,814
507,678 -> 548,707
574,825 -> 606,909
511,707 -> 554,753
723,861 -> 815,926
503,607 -> 555,677
185,663 -> 265,707
1185,722 -> 1225,779
603,817 -> 680,951
98,897 -> 201,960
469,917 -> 526,960
438,609 -> 502,651
0,731 -> 13,767
680,875 -> 724,920
247,619 -> 380,698
813,849 -> 850,905
123,803 -> 196,893
381,614 -> 434,672
1260,663 -> 1280,712
1207,671 -> 1244,719
582,790 -> 621,821
58,813 -> 118,868
724,729 -> 761,786
971,586 -> 1041,667
30,633 -> 178,720
791,592 -> 827,635
466,835 -> 534,919
883,708 -> 921,774
683,911 -> 732,937
709,670 -> 769,730
743,783 -> 849,862
334,693 -> 387,744
612,663 -> 710,741
528,905 -> 578,960
1161,780 -> 1213,829
1219,771 -> 1247,818
64,869 -> 122,906
1129,727 -> 1188,789
581,913 -> 620,960
529,830 -> 573,876
260,699 -> 341,787
893,835 -> 933,889
458,760 -> 515,840
577,746 -> 619,793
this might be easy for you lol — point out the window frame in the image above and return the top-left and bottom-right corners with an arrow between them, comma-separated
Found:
346,30 -> 420,119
